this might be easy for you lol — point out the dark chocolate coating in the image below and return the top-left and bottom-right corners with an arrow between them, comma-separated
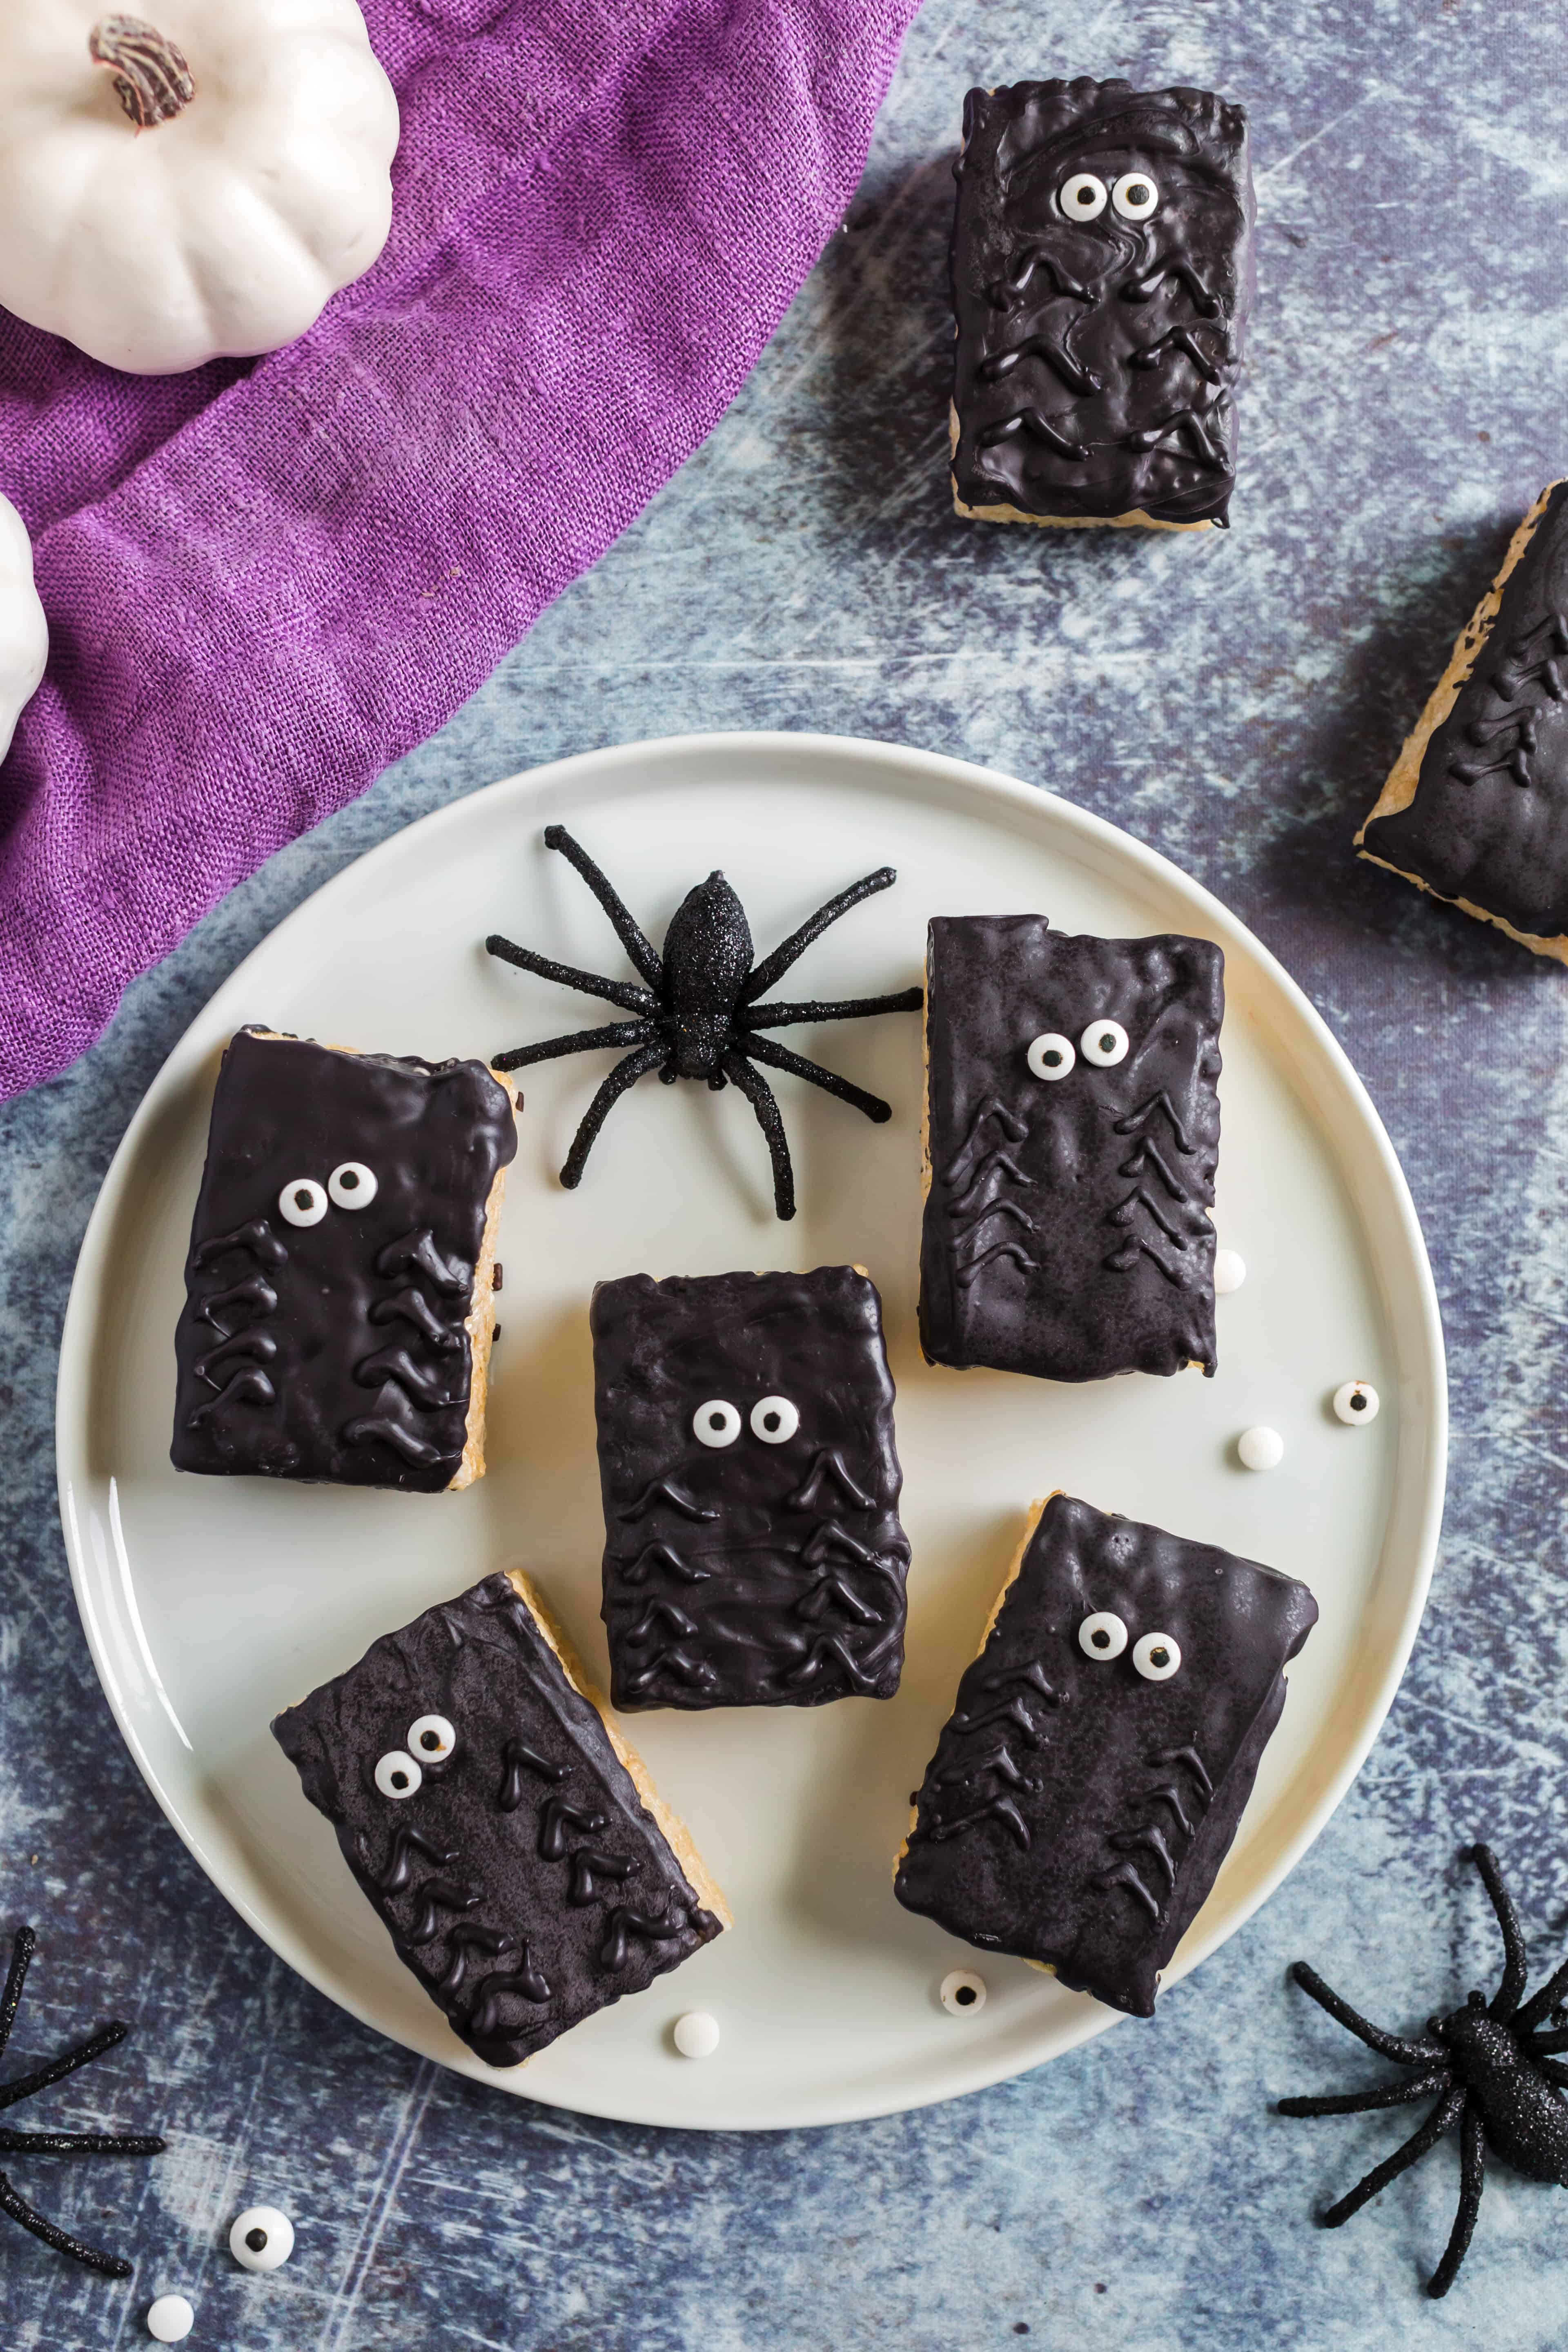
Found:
591,1267 -> 910,1709
920,918 -> 1223,1382
894,1494 -> 1317,2016
172,1029 -> 516,1492
950,79 -> 1255,527
272,1572 -> 723,2067
1362,481 -> 1568,940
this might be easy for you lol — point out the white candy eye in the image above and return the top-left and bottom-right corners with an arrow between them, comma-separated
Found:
1079,1610 -> 1128,1662
408,1713 -> 457,1762
750,1395 -> 799,1444
230,2206 -> 294,2272
940,1969 -> 987,2016
328,1160 -> 377,1210
1080,1019 -> 1129,1067
1059,172 -> 1107,220
1333,1381 -> 1380,1426
693,1400 -> 741,1448
1132,1631 -> 1181,1682
278,1176 -> 327,1227
1028,1032 -> 1076,1081
1113,172 -> 1160,220
374,1750 -> 422,1800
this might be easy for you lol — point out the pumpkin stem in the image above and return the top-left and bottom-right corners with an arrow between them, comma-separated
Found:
88,15 -> 195,131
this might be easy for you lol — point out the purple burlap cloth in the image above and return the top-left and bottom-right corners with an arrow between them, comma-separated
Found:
0,0 -> 918,1099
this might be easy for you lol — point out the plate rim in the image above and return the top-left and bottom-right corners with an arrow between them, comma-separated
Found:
56,728 -> 1448,2128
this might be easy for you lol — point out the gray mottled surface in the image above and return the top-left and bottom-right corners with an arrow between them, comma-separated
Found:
5,1 -> 1568,2343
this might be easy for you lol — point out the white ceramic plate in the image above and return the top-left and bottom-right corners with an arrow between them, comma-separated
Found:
57,733 -> 1446,2130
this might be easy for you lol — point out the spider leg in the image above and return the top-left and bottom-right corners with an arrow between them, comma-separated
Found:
0,2022 -> 129,2113
543,826 -> 663,987
740,988 -> 924,1029
1288,1962 -> 1446,2066
0,2127 -> 164,2155
1427,2102 -> 1485,2299
741,868 -> 899,1002
1320,2085 -> 1465,2229
493,1020 -> 655,1073
1472,1844 -> 1529,2018
741,1033 -> 891,1124
1515,1951 -> 1568,2034
0,2169 -> 131,2279
559,1041 -> 665,1189
1278,2072 -> 1451,2119
485,937 -> 655,1018
722,1051 -> 796,1221
0,1928 -> 34,2066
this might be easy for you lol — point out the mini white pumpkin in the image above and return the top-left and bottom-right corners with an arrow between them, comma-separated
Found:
0,497 -> 48,766
0,2 -> 399,375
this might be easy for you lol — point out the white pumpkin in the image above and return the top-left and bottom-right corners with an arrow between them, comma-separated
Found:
0,497 -> 48,766
0,1 -> 399,375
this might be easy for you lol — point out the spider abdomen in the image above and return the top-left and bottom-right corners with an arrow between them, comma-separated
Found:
664,872 -> 754,1077
1447,2019 -> 1568,2184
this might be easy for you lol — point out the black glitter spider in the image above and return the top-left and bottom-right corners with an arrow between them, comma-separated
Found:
486,825 -> 923,1219
0,1923 -> 164,2278
1277,1844 -> 1568,2297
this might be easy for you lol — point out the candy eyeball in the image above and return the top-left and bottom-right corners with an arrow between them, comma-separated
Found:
229,2206 -> 294,2272
1080,1018 -> 1129,1068
374,1749 -> 422,1800
408,1713 -> 457,1763
1333,1381 -> 1380,1426
750,1395 -> 800,1444
278,1176 -> 327,1228
940,1968 -> 987,2016
1059,171 -> 1107,221
328,1160 -> 377,1210
1112,171 -> 1160,220
1078,1610 -> 1128,1662
1132,1631 -> 1181,1682
1028,1032 -> 1076,1081
693,1400 -> 741,1448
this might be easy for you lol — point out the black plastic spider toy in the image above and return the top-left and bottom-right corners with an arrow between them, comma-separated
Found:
486,826 -> 923,1219
1278,1844 -> 1568,2297
0,1923 -> 164,2278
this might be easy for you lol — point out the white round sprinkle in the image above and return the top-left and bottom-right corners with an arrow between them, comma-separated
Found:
1027,1031 -> 1075,1082
1333,1380 -> 1380,1427
373,1748 -> 422,1801
278,1176 -> 327,1228
1112,170 -> 1160,220
693,1399 -> 741,1448
1131,1631 -> 1182,1683
1078,1610 -> 1129,1662
940,1969 -> 987,2016
673,2011 -> 720,2058
1213,1248 -> 1247,1295
749,1394 -> 800,1445
1058,171 -> 1107,221
147,2298 -> 194,2344
230,2205 -> 294,2272
327,1159 -> 377,1211
1079,1017 -> 1129,1068
1238,1425 -> 1284,1472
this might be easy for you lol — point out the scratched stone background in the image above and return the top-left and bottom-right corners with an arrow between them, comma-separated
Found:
4,0 -> 1568,2345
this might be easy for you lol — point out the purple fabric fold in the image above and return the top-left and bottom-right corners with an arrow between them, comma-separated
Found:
0,0 -> 918,1099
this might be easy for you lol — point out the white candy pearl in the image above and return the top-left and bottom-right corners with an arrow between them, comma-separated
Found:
1333,1381 -> 1380,1426
1213,1248 -> 1247,1295
230,2205 -> 294,2272
147,2298 -> 195,2344
1238,1425 -> 1284,1472
673,2011 -> 720,2058
940,1969 -> 987,2016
